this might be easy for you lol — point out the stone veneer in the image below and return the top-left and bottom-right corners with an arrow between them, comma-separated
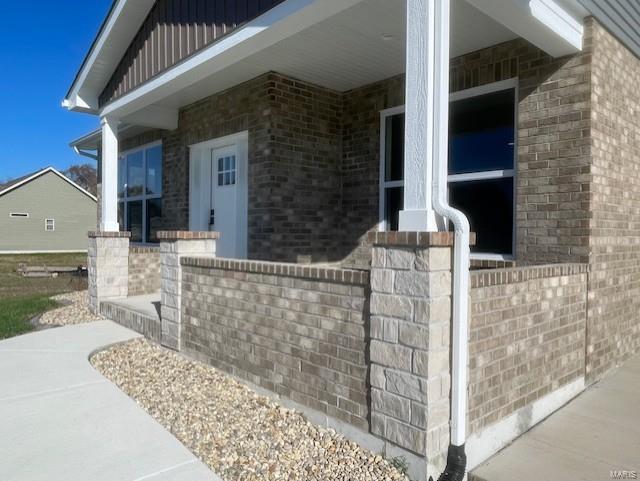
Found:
158,231 -> 218,350
87,231 -> 130,313
368,232 -> 454,478
128,246 -> 161,296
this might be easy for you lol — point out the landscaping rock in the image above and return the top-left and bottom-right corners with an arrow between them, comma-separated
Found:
39,291 -> 104,326
92,339 -> 408,481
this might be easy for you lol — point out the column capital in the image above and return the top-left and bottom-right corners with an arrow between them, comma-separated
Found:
100,115 -> 121,128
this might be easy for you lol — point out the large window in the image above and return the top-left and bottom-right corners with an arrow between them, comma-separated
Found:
118,142 -> 163,243
380,80 -> 517,259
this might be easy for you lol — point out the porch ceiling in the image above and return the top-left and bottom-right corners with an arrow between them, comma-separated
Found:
117,0 -> 518,127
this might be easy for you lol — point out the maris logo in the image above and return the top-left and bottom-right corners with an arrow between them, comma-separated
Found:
611,471 -> 638,479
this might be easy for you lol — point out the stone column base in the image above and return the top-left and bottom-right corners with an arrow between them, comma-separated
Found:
158,231 -> 219,350
87,231 -> 131,314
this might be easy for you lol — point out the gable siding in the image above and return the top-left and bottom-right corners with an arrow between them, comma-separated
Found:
99,0 -> 285,107
580,0 -> 640,59
0,172 -> 96,252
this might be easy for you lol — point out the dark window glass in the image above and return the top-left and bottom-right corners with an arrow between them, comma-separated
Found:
449,178 -> 514,255
385,114 -> 405,182
118,157 -> 126,199
449,89 -> 515,174
146,199 -> 162,244
127,151 -> 144,197
118,202 -> 125,231
127,200 -> 143,243
146,146 -> 162,196
385,187 -> 404,231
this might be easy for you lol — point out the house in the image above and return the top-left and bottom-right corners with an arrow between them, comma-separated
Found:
63,1 -> 640,479
0,167 -> 97,254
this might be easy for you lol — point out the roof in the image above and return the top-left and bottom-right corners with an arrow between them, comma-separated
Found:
0,167 -> 98,202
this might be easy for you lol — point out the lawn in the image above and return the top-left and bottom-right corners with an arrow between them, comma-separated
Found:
0,253 -> 88,339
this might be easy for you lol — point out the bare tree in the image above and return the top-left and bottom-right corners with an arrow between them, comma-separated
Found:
64,164 -> 98,196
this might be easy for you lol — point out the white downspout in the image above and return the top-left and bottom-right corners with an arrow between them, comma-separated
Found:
431,0 -> 471,478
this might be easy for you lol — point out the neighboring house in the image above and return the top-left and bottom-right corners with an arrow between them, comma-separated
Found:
0,168 -> 97,253
63,1 -> 640,479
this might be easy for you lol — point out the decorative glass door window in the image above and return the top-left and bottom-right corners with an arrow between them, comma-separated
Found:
117,142 -> 163,243
379,80 -> 517,258
217,155 -> 237,186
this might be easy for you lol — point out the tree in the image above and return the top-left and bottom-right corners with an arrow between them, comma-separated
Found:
64,164 -> 98,196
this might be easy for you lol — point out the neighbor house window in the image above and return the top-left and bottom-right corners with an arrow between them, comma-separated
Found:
10,213 -> 29,218
45,219 -> 55,231
379,79 -> 517,259
118,142 -> 162,243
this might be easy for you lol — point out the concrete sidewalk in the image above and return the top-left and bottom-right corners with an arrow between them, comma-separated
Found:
471,356 -> 640,481
0,321 -> 220,481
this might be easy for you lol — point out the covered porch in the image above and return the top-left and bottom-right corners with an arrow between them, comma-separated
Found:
72,0 -> 588,267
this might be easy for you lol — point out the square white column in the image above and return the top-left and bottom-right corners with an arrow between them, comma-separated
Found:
100,116 -> 120,232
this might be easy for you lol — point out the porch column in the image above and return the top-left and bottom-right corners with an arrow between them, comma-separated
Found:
100,116 -> 120,232
399,0 -> 448,232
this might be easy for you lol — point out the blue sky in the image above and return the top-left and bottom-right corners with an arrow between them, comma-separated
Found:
0,0 -> 112,182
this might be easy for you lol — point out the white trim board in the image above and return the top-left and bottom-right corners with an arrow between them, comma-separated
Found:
0,167 -> 97,202
466,377 -> 585,471
0,250 -> 88,255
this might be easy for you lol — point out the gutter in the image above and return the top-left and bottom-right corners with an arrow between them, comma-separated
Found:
73,146 -> 99,161
430,0 -> 471,479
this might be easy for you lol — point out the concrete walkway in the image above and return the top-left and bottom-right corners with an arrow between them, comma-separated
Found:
0,321 -> 220,481
471,355 -> 640,481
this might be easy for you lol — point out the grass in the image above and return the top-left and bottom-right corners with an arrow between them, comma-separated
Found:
0,295 -> 61,340
0,253 -> 88,339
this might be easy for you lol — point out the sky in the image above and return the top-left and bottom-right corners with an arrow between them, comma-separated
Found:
0,0 -> 112,183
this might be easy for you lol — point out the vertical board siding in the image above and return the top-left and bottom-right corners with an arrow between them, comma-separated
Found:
99,0 -> 285,107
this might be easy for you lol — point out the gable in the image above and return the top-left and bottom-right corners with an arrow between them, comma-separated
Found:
99,0 -> 286,107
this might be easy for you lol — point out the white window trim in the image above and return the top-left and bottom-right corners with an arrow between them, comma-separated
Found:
45,219 -> 55,231
379,78 -> 518,260
10,213 -> 29,218
118,140 -> 163,244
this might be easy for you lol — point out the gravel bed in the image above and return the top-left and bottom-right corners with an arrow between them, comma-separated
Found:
39,291 -> 104,326
92,339 -> 408,481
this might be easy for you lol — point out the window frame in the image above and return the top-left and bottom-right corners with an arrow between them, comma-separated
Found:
117,140 -> 163,244
378,78 -> 518,261
45,219 -> 55,231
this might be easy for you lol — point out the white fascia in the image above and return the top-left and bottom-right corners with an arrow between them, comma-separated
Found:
100,0 -> 366,120
467,0 -> 585,57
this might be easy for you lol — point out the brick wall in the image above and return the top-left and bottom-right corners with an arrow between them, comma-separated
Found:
587,20 -> 640,381
469,264 -> 588,435
128,246 -> 161,296
180,257 -> 370,431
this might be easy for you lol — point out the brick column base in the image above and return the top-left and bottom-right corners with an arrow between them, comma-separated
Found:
88,231 -> 131,314
367,232 -> 454,479
158,231 -> 218,350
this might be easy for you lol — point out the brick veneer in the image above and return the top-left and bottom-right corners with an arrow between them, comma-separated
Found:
87,231 -> 130,313
128,246 -> 161,296
180,257 -> 370,432
468,264 -> 588,435
587,20 -> 640,381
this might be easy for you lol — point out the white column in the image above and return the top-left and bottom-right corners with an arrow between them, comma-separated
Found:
100,116 -> 120,232
399,0 -> 444,232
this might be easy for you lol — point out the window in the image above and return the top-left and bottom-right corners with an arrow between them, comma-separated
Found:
379,79 -> 517,258
118,142 -> 163,243
45,219 -> 55,231
10,213 -> 29,218
217,155 -> 237,186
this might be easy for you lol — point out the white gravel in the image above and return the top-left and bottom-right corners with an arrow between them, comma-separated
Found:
92,339 -> 408,481
39,291 -> 104,326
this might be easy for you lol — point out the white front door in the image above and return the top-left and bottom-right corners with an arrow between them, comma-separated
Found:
189,132 -> 248,258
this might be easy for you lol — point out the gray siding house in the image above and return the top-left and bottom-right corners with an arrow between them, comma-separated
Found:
0,168 -> 97,253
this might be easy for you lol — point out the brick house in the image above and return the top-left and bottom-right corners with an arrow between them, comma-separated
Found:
65,1 -> 640,479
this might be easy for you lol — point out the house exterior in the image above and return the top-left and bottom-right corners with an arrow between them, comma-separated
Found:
65,1 -> 640,479
0,168 -> 97,253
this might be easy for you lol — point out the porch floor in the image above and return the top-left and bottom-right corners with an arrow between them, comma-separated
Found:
109,293 -> 161,320
100,293 -> 161,343
470,355 -> 640,481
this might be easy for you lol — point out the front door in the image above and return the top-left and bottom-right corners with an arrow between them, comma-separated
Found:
189,132 -> 248,258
